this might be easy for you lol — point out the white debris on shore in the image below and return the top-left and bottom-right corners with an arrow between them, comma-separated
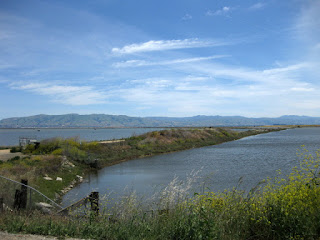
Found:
61,156 -> 75,168
35,202 -> 54,214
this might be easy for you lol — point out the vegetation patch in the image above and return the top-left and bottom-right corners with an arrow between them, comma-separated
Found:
0,153 -> 86,200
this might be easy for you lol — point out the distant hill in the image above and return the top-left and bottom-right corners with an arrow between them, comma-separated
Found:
1,114 -> 320,128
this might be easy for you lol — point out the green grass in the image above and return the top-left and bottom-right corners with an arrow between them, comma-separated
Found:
0,155 -> 86,200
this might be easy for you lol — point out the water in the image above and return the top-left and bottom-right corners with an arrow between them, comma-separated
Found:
0,128 -> 163,146
62,127 -> 320,207
62,128 -> 320,206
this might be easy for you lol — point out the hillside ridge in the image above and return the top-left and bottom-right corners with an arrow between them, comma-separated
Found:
1,114 -> 320,128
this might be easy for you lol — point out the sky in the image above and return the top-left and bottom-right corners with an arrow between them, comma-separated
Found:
0,0 -> 319,119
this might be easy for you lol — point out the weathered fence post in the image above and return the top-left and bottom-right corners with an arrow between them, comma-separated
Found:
29,188 -> 32,209
89,191 -> 99,216
13,179 -> 28,210
0,197 -> 3,212
13,189 -> 21,209
20,179 -> 28,209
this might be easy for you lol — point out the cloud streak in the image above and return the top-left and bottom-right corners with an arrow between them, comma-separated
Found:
10,82 -> 107,105
113,55 -> 228,68
111,39 -> 230,54
110,60 -> 320,116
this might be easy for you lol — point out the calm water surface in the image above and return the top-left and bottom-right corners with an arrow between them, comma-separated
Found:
0,128 -> 163,146
62,127 -> 320,207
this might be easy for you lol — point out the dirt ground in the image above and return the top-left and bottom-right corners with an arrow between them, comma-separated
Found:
0,231 -> 83,240
0,149 -> 25,161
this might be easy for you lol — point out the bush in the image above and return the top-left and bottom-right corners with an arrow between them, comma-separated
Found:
62,145 -> 87,163
51,148 -> 63,155
10,146 -> 21,153
8,156 -> 20,162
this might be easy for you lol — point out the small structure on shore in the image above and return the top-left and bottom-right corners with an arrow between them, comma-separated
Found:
19,137 -> 39,149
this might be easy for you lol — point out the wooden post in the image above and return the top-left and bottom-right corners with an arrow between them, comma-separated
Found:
89,192 -> 99,216
20,179 -> 28,209
29,188 -> 32,209
0,197 -> 3,212
13,179 -> 28,210
13,189 -> 21,209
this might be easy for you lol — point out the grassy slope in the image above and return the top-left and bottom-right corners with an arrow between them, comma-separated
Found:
94,128 -> 278,168
0,155 -> 85,200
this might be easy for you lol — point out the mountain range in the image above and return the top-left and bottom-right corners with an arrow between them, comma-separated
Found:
1,114 -> 320,128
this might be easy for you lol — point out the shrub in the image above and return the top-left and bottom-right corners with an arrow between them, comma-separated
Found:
8,156 -> 20,162
62,145 -> 87,163
51,148 -> 63,155
10,146 -> 21,153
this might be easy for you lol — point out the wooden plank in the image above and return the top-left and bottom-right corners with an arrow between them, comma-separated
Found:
56,196 -> 89,216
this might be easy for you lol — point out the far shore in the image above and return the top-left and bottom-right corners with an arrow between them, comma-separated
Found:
1,124 -> 319,130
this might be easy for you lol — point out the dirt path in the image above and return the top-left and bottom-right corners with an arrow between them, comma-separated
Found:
0,231 -> 83,240
0,149 -> 25,161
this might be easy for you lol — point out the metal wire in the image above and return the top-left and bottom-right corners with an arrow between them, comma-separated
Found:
0,174 -> 62,209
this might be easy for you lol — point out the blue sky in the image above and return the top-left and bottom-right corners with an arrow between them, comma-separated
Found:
0,0 -> 319,119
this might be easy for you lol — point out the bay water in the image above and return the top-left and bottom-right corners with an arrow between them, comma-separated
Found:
0,128 -> 163,146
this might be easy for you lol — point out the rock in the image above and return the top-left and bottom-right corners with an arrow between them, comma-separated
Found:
55,192 -> 61,199
43,176 -> 53,181
35,202 -> 53,209
76,175 -> 83,182
35,202 -> 53,214
56,177 -> 62,181
61,156 -> 75,168
2,203 -> 13,212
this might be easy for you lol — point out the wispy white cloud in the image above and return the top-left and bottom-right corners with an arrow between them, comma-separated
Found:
184,75 -> 209,82
104,59 -> 320,117
206,6 -> 231,16
262,63 -> 311,75
182,13 -> 192,20
10,82 -> 107,105
187,61 -> 314,86
113,55 -> 228,68
111,39 -> 229,54
249,2 -> 266,10
290,87 -> 314,92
